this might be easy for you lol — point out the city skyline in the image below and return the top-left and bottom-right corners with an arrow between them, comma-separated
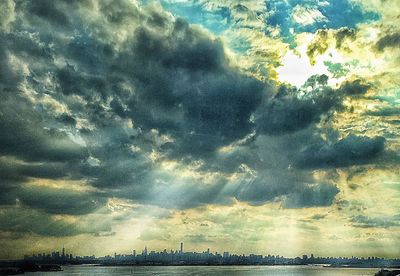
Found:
17,242 -> 400,262
0,0 -> 399,260
24,242 -> 400,264
19,243 -> 400,268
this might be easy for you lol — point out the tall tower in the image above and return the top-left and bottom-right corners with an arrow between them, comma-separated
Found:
180,242 -> 183,253
62,246 -> 65,258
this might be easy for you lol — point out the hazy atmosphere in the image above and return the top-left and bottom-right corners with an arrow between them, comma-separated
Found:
0,0 -> 399,259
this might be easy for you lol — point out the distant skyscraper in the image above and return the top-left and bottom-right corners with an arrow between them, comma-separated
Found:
180,242 -> 183,253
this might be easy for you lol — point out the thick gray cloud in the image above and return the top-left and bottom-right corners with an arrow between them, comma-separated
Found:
0,207 -> 112,237
233,166 -> 339,208
0,208 -> 82,237
338,79 -> 371,96
255,81 -> 339,135
375,32 -> 400,51
351,215 -> 400,228
365,107 -> 400,117
17,186 -> 107,215
0,94 -> 87,162
294,135 -> 385,169
282,183 -> 339,208
115,18 -> 265,157
21,0 -> 71,27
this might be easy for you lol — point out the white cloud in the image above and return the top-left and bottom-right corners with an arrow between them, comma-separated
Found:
292,5 -> 327,26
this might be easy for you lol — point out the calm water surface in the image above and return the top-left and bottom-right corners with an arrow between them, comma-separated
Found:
24,265 -> 380,275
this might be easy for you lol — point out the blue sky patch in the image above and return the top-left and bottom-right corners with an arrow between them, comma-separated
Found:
266,0 -> 380,37
157,1 -> 232,34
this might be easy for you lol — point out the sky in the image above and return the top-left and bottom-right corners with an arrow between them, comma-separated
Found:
0,0 -> 399,260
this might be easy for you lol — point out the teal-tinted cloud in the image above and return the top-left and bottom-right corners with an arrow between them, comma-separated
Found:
150,0 -> 379,49
155,0 -> 232,34
266,0 -> 379,43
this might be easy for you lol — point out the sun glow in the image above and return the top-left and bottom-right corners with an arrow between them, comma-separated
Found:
277,46 -> 330,87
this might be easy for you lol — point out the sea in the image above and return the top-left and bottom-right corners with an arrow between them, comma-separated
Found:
23,265 -> 381,275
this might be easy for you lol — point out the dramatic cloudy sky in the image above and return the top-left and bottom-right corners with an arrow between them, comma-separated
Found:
0,0 -> 399,259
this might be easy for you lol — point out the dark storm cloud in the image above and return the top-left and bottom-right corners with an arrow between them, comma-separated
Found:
0,157 -> 107,215
0,38 -> 23,86
365,107 -> 400,117
56,113 -> 77,126
233,167 -> 339,208
0,27 -> 88,163
338,79 -> 371,96
351,215 -> 400,228
0,208 -> 82,237
227,124 -> 386,207
294,135 -> 385,169
375,32 -> 400,51
0,207 -> 112,237
130,18 -> 226,72
114,17 -> 265,157
75,126 -> 155,191
43,5 -> 265,158
0,158 -> 68,182
0,94 -> 87,162
19,0 -> 70,26
17,186 -> 107,215
255,82 -> 339,135
283,183 -> 339,208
